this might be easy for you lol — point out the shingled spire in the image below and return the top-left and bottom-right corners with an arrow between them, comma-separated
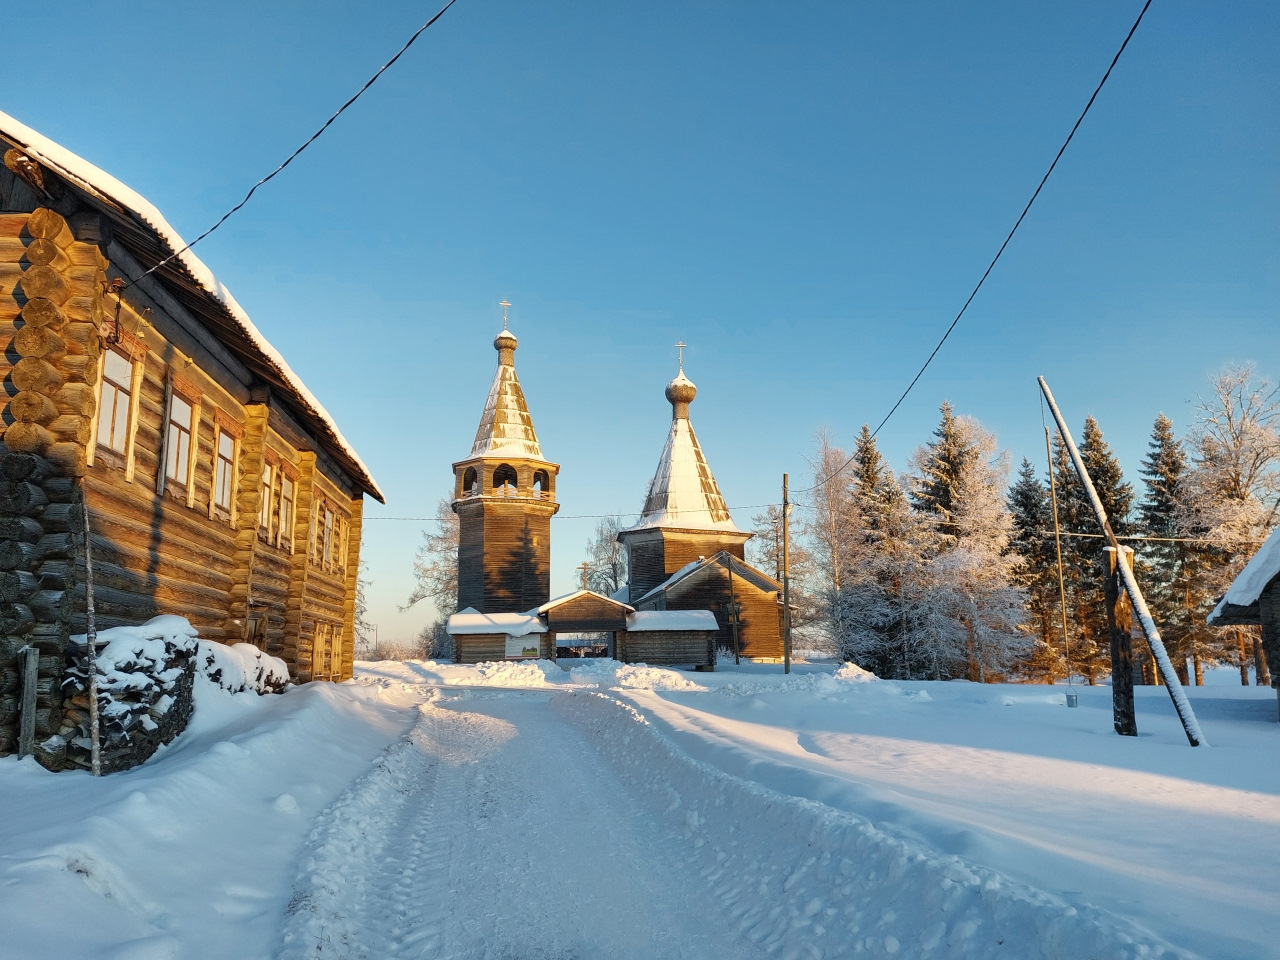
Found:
469,327 -> 543,459
630,368 -> 738,532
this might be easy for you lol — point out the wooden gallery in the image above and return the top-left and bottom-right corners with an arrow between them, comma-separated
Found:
0,113 -> 383,759
447,327 -> 783,668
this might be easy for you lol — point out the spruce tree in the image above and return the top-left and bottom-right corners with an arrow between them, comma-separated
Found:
1007,458 -> 1063,680
910,401 -> 981,545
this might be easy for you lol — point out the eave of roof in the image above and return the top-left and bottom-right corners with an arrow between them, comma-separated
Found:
0,110 -> 384,502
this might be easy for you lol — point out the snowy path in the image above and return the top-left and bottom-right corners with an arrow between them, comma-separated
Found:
280,689 -> 759,960
281,683 -> 1190,960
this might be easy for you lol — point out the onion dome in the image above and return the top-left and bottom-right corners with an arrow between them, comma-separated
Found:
666,370 -> 697,419
494,328 -> 518,366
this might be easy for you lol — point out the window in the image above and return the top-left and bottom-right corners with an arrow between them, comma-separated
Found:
258,462 -> 274,539
96,349 -> 134,454
213,432 -> 235,512
322,507 -> 334,569
278,476 -> 295,551
164,394 -> 193,485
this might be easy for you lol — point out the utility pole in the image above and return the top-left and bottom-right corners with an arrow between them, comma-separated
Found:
577,561 -> 590,591
1105,546 -> 1137,736
782,473 -> 792,675
728,559 -> 741,666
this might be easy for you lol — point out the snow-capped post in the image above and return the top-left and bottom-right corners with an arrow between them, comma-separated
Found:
782,473 -> 792,675
1105,546 -> 1138,737
1038,377 -> 1207,747
80,489 -> 102,776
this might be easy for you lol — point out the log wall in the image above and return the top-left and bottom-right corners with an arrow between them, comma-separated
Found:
617,629 -> 716,668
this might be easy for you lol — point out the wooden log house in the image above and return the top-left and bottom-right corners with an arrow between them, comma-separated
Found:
618,364 -> 784,659
0,112 -> 383,759
1208,527 -> 1280,717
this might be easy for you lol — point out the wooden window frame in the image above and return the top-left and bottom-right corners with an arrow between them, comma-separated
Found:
91,346 -> 137,466
210,411 -> 243,524
278,472 -> 296,553
157,367 -> 200,503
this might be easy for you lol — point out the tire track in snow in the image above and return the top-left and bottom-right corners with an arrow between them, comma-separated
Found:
278,689 -> 764,960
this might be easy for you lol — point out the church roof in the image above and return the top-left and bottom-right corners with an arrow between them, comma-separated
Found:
622,367 -> 741,534
467,327 -> 544,460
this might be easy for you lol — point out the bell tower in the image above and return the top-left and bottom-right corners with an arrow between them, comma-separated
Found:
452,313 -> 559,613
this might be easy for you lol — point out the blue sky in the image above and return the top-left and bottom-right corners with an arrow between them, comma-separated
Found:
9,1 -> 1276,643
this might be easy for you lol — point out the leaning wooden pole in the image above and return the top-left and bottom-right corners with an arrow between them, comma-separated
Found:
81,489 -> 102,776
1038,377 -> 1207,746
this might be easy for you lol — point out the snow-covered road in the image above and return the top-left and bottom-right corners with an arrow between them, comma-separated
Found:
281,689 -> 758,960
279,679 -> 1196,960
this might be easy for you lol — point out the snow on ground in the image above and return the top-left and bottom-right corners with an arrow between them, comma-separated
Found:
3,655 -> 1275,958
0,674 -> 415,960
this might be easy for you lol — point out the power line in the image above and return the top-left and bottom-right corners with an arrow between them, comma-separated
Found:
801,0 -> 1155,496
121,0 -> 460,290
1035,530 -> 1266,547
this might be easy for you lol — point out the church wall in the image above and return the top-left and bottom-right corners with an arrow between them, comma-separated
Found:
456,497 -> 553,614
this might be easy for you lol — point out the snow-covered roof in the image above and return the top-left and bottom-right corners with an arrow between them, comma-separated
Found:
446,609 -> 547,636
626,610 -> 719,632
467,330 -> 544,460
621,369 -> 740,534
1208,527 -> 1280,624
536,589 -> 634,614
0,110 -> 383,502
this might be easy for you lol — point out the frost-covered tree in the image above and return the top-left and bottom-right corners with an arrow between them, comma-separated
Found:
908,407 -> 1028,681
403,496 -> 460,617
1180,365 -> 1280,683
1135,413 -> 1221,682
581,515 -> 629,597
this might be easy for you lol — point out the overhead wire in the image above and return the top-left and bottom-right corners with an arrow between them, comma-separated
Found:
800,0 -> 1155,496
119,0 -> 460,290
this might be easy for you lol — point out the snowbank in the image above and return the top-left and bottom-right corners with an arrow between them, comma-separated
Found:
443,659 -> 559,687
568,659 -> 708,691
0,664 -> 416,960
198,641 -> 290,695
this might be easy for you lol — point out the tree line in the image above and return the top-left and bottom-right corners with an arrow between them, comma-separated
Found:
790,364 -> 1279,684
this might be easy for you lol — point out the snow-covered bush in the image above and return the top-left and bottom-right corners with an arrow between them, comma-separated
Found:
198,640 -> 290,695
56,615 -> 200,773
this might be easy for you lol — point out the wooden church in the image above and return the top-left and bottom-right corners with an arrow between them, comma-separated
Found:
445,330 -> 737,670
619,362 -> 785,660
445,331 -> 783,666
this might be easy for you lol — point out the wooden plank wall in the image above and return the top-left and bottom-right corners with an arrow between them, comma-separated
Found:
618,629 -> 715,667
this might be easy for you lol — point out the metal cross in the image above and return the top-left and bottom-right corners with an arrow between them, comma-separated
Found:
675,340 -> 686,371
500,300 -> 511,330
